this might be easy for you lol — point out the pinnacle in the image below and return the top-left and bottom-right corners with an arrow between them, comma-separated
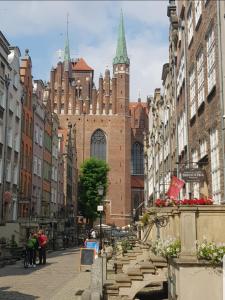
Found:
113,10 -> 130,65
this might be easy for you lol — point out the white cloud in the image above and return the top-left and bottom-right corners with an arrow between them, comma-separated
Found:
1,0 -> 169,99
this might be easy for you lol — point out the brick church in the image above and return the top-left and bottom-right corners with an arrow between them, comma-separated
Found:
47,12 -> 148,226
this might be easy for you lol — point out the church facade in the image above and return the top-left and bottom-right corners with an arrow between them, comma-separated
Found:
47,13 -> 147,226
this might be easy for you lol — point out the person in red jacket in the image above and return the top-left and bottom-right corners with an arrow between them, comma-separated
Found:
38,230 -> 48,265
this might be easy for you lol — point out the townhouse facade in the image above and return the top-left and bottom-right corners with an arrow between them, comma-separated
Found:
19,49 -> 33,218
0,32 -> 22,223
147,0 -> 225,204
32,80 -> 45,217
130,99 -> 148,220
51,112 -> 59,217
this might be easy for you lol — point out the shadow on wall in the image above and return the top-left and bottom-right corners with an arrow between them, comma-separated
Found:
0,286 -> 39,299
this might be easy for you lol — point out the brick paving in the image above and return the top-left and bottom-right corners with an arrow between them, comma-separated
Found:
0,248 -> 91,300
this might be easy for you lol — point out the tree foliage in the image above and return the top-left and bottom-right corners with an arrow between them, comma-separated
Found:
78,158 -> 110,221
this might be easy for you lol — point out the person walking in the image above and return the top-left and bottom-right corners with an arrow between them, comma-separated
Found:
32,233 -> 39,266
26,232 -> 38,267
38,230 -> 48,265
90,229 -> 96,239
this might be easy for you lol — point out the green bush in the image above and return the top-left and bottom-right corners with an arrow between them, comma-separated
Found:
121,240 -> 133,254
140,213 -> 149,226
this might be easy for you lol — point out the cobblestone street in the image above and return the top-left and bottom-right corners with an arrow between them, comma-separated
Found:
0,248 -> 91,300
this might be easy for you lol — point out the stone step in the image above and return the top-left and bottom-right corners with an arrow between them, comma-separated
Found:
126,268 -> 142,276
126,253 -> 137,257
153,261 -> 168,268
115,274 -> 132,287
105,284 -> 119,291
150,254 -> 167,263
127,275 -> 143,281
139,261 -> 155,269
126,268 -> 143,281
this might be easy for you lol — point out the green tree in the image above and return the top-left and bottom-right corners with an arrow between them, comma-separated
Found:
78,158 -> 110,222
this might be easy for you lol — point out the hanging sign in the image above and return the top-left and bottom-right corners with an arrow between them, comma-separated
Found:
181,168 -> 205,182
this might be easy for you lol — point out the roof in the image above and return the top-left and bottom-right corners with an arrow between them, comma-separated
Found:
72,58 -> 93,71
131,176 -> 144,189
129,102 -> 148,109
113,10 -> 130,65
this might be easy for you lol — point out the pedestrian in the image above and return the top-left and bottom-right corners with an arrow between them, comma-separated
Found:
26,232 -> 38,267
90,229 -> 96,239
63,234 -> 67,249
84,238 -> 88,248
32,233 -> 39,266
38,230 -> 48,265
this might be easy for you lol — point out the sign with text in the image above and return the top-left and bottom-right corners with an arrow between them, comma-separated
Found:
181,168 -> 205,182
80,248 -> 95,271
97,205 -> 104,211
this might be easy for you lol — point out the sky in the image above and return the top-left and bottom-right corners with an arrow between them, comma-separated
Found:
0,1 -> 169,100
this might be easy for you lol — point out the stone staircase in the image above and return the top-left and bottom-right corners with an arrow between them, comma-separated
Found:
104,244 -> 168,300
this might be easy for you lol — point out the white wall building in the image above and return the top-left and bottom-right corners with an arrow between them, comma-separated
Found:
0,31 -> 22,222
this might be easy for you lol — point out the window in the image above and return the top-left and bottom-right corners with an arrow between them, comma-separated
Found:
15,132 -> 20,152
0,90 -> 4,108
189,67 -> 196,119
192,149 -> 198,167
178,111 -> 187,155
39,129 -> 43,147
7,127 -> 13,148
0,157 -> 2,184
200,139 -> 207,159
0,62 -> 5,78
194,0 -> 202,28
16,101 -> 20,118
206,27 -> 216,94
6,160 -> 11,182
34,125 -> 38,144
210,128 -> 221,203
187,7 -> 193,45
13,163 -> 19,185
197,49 -> 205,107
177,53 -> 185,96
37,159 -> 42,177
90,129 -> 106,160
0,121 -> 3,144
131,142 -> 144,175
43,161 -> 51,181
33,156 -> 37,175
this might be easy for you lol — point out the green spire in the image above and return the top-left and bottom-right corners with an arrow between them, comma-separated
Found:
113,10 -> 130,65
64,13 -> 70,71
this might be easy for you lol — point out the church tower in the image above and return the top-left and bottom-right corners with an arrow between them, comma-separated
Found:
48,11 -> 132,227
113,10 -> 130,116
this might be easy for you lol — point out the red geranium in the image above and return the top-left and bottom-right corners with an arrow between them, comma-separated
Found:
155,197 -> 214,207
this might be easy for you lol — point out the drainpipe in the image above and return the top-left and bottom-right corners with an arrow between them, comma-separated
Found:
172,54 -> 179,179
217,1 -> 225,203
181,20 -> 191,198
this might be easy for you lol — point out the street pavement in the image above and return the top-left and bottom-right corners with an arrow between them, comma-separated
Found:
0,248 -> 91,300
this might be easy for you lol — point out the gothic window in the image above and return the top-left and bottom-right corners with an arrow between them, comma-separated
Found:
131,142 -> 144,175
91,129 -> 106,161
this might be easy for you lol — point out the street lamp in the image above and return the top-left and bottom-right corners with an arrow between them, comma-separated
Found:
97,185 -> 104,250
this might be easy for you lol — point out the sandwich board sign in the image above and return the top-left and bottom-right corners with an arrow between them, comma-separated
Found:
80,248 -> 95,271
